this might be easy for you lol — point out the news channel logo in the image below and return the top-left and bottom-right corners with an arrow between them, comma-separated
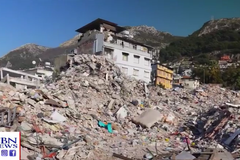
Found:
0,132 -> 20,160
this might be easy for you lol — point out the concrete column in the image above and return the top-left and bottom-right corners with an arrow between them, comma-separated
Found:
6,74 -> 9,85
0,69 -> 3,80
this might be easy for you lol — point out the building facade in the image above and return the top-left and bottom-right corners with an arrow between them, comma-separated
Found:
74,18 -> 154,83
172,75 -> 200,89
151,64 -> 173,89
181,76 -> 200,89
173,74 -> 182,86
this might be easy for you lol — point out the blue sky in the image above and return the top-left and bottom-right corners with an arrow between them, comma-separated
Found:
0,0 -> 239,56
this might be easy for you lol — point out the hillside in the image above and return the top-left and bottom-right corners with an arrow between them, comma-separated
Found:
59,35 -> 79,47
0,44 -> 50,70
194,18 -> 240,36
0,25 -> 181,70
160,18 -> 240,64
126,25 -> 183,48
0,35 -> 81,70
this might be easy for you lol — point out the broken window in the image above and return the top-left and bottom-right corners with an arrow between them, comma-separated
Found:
133,69 -> 139,76
134,55 -> 140,64
122,52 -> 129,61
144,58 -> 150,66
104,48 -> 114,59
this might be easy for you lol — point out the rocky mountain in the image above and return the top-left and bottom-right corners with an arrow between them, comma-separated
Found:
0,44 -> 50,70
160,18 -> 240,64
11,43 -> 49,55
59,35 -> 79,48
126,25 -> 183,48
195,18 -> 240,36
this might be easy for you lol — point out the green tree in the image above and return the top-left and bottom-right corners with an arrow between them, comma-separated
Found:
160,30 -> 240,63
192,63 -> 222,84
222,66 -> 240,89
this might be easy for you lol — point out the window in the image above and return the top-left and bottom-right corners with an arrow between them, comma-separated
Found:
122,52 -> 129,61
134,55 -> 140,64
144,58 -> 150,66
122,67 -> 128,74
133,69 -> 139,76
133,45 -> 137,49
144,71 -> 150,78
104,48 -> 114,59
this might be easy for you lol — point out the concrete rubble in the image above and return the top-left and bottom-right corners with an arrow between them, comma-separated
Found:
1,54 -> 240,159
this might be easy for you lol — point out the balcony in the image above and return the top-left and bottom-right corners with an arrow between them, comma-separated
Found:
156,70 -> 173,81
104,40 -> 152,58
157,65 -> 173,74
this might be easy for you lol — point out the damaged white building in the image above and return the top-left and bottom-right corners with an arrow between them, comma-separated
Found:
73,18 -> 156,83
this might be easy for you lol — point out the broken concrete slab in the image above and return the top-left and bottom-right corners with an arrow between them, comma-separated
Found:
133,109 -> 163,128
116,106 -> 128,119
108,99 -> 115,109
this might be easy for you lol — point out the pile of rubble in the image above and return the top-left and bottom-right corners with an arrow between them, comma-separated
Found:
1,54 -> 240,160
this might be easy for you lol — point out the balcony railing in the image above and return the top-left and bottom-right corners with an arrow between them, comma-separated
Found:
105,39 -> 153,54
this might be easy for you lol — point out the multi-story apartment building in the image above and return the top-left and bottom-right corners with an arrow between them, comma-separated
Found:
74,18 -> 155,83
151,63 -> 173,89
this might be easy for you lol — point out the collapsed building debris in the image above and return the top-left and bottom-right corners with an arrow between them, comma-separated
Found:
1,54 -> 240,159
0,107 -> 16,127
0,67 -> 42,89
